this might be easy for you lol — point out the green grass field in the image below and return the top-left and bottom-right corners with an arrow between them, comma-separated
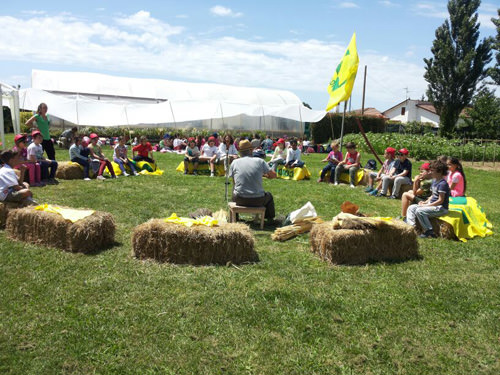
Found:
1,134 -> 499,375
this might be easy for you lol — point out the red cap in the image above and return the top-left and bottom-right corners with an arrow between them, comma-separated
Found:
89,133 -> 99,139
420,162 -> 431,170
208,136 -> 216,142
188,137 -> 195,142
31,130 -> 42,138
398,148 -> 409,156
385,147 -> 396,156
14,134 -> 27,143
277,138 -> 285,144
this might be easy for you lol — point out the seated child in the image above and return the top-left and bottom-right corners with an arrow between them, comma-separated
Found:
378,148 -> 412,198
446,157 -> 466,197
0,150 -> 36,206
159,135 -> 173,153
199,136 -> 219,177
132,136 -> 155,164
318,141 -> 342,184
366,147 -> 396,194
13,134 -> 43,187
400,162 -> 432,219
114,136 -> 138,176
69,137 -> 92,180
285,139 -> 303,168
27,130 -> 58,185
406,159 -> 450,238
173,134 -> 187,151
88,133 -> 117,180
334,141 -> 361,188
184,138 -> 200,175
269,138 -> 286,172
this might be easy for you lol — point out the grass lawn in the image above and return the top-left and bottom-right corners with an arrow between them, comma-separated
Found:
1,134 -> 499,374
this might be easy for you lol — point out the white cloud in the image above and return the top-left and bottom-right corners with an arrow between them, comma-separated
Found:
0,12 -> 428,110
210,6 -> 243,18
176,14 -> 189,19
21,10 -> 47,15
414,2 -> 448,19
338,2 -> 359,9
378,1 -> 399,7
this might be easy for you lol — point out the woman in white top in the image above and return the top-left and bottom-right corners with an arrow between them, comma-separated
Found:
219,134 -> 239,168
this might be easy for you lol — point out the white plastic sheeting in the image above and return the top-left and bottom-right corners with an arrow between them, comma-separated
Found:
19,88 -> 326,130
32,69 -> 304,106
1,82 -> 21,147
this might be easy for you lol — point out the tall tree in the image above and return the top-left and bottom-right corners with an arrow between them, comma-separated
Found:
488,9 -> 500,85
424,0 -> 492,137
463,88 -> 500,139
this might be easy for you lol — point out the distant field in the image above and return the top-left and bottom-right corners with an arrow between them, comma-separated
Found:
1,133 -> 499,375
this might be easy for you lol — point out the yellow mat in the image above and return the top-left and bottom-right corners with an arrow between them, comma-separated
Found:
176,161 -> 226,176
318,168 -> 366,185
438,197 -> 493,242
34,204 -> 94,223
164,213 -> 218,227
276,165 -> 311,181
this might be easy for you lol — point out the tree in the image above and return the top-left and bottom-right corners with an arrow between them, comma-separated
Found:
463,87 -> 500,139
488,9 -> 500,85
424,0 -> 492,137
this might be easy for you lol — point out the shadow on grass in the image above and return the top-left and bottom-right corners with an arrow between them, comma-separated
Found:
84,240 -> 123,256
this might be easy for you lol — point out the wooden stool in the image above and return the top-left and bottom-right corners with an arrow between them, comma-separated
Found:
228,202 -> 266,229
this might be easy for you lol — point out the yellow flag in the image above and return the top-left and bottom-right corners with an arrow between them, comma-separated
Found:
326,33 -> 359,111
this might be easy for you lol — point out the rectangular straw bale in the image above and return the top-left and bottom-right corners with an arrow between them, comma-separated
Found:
0,202 -> 22,228
416,218 -> 456,240
6,207 -> 115,253
55,162 -> 84,180
132,219 -> 258,265
310,220 -> 419,265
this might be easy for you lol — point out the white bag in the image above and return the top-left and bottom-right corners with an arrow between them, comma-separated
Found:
289,201 -> 317,224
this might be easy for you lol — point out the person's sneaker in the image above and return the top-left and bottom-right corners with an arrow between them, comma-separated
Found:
395,215 -> 406,221
133,172 -> 139,176
210,173 -> 215,177
350,184 -> 356,188
365,186 -> 374,193
96,175 -> 105,180
419,230 -> 437,238
334,182 -> 339,186
123,172 -> 130,177
84,177 -> 91,181
112,175 -> 118,179
184,170 -> 188,175
193,171 -> 198,176
317,178 -> 323,183
25,197 -> 38,206
369,189 -> 379,196
376,193 -> 386,197
388,195 -> 397,199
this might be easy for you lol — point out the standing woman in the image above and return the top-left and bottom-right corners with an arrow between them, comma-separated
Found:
25,103 -> 56,160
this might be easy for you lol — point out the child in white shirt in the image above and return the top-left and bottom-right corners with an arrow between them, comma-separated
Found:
0,150 -> 35,206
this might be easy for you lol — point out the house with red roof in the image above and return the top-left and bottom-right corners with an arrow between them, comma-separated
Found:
383,99 -> 440,127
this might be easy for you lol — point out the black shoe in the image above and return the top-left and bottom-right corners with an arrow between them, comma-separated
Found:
375,193 -> 386,198
419,230 -> 437,238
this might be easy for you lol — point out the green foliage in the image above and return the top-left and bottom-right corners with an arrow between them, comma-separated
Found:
424,0 -> 492,137
488,9 -> 500,85
402,121 -> 437,135
463,88 -> 500,139
310,114 -> 386,144
19,111 -> 33,133
343,132 -> 500,161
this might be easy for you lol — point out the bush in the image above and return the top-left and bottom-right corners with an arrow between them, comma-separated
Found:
310,114 -> 386,144
341,132 -> 500,162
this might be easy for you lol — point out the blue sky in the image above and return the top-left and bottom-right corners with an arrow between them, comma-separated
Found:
0,0 -> 497,111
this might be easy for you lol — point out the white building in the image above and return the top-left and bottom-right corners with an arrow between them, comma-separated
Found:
383,99 -> 440,127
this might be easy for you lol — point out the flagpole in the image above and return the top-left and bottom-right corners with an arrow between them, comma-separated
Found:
339,101 -> 347,150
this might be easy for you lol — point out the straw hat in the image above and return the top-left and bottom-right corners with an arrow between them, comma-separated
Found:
238,139 -> 253,152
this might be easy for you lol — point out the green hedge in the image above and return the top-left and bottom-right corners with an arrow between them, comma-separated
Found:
342,132 -> 500,162
310,114 -> 386,144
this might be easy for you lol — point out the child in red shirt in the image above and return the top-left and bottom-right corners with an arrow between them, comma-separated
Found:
132,136 -> 155,164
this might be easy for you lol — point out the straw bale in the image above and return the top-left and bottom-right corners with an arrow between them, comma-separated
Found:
6,207 -> 115,253
416,218 -> 456,240
132,219 -> 258,265
0,202 -> 23,228
55,162 -> 84,180
310,220 -> 419,265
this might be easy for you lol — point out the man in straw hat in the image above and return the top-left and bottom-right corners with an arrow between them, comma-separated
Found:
229,139 -> 277,221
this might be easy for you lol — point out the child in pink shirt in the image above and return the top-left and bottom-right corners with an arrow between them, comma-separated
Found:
446,157 -> 466,197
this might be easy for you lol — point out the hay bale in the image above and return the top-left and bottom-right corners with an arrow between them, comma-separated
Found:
6,207 -> 115,253
132,219 -> 258,265
310,220 -> 419,265
55,162 -> 84,180
416,218 -> 457,240
0,202 -> 23,228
